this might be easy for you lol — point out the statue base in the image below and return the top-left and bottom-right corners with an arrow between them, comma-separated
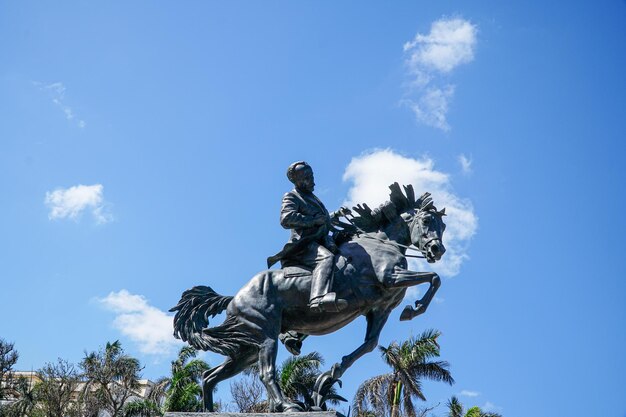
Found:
165,413 -> 342,417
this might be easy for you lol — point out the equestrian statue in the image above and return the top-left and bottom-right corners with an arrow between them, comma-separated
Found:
170,161 -> 447,412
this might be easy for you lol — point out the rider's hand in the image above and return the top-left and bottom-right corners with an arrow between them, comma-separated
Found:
326,237 -> 339,254
313,214 -> 327,225
338,206 -> 352,216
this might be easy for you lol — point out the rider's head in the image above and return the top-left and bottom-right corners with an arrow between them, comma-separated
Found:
287,161 -> 315,193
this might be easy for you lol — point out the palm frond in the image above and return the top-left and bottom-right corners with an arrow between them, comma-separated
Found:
279,351 -> 323,398
402,386 -> 417,417
172,346 -> 198,373
353,373 -> 394,417
446,396 -> 463,417
407,361 -> 454,386
466,406 -> 482,417
396,368 -> 425,402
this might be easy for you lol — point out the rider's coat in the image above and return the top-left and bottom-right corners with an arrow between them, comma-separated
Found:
267,188 -> 337,268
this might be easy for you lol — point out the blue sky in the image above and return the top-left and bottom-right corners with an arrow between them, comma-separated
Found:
1,1 -> 625,416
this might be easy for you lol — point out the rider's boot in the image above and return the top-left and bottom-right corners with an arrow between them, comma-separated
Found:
309,292 -> 348,312
309,244 -> 347,312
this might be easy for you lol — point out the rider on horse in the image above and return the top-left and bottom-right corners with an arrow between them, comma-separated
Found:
267,161 -> 351,313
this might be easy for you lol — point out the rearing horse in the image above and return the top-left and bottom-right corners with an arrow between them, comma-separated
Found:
170,183 -> 446,412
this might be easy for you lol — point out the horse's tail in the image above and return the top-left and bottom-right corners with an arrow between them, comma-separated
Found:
169,285 -> 234,351
169,285 -> 259,357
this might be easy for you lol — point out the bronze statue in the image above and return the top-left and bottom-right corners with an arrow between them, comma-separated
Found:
171,179 -> 447,413
267,161 -> 351,312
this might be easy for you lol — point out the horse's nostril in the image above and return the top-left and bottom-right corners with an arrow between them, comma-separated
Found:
431,244 -> 439,254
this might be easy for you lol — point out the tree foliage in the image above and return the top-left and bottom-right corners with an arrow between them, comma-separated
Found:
230,351 -> 344,412
80,340 -> 143,417
154,346 -> 209,412
34,358 -> 81,417
230,373 -> 267,413
353,329 -> 454,417
122,399 -> 161,417
446,396 -> 503,417
0,339 -> 19,403
4,375 -> 39,417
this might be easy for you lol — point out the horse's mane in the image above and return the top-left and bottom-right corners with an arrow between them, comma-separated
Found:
348,183 -> 434,233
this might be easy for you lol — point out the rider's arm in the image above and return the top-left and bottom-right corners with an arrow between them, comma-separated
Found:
330,206 -> 352,219
280,193 -> 323,229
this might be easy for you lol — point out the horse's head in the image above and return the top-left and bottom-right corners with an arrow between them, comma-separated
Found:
407,202 -> 446,263
350,184 -> 447,263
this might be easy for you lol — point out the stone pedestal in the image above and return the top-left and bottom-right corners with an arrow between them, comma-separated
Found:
165,413 -> 342,417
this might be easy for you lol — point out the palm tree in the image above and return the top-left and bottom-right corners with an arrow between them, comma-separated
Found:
279,351 -> 344,410
6,375 -> 38,417
156,346 -> 209,412
80,340 -> 143,417
279,351 -> 323,403
353,329 -> 454,417
233,351 -> 345,412
447,396 -> 502,417
122,399 -> 161,417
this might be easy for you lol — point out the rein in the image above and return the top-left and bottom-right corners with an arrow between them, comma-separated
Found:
343,213 -> 426,259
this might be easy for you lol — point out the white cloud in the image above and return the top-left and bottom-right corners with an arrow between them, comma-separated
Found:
482,402 -> 504,413
459,390 -> 481,397
343,149 -> 477,277
45,184 -> 112,224
402,17 -> 477,131
404,18 -> 477,73
98,290 -> 183,356
409,86 -> 454,132
458,154 -> 473,174
34,81 -> 86,128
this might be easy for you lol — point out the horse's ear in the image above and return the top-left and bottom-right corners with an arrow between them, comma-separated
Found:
439,208 -> 446,216
415,192 -> 431,209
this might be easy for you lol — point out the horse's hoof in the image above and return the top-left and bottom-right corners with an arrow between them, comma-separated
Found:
282,402 -> 304,412
400,305 -> 415,321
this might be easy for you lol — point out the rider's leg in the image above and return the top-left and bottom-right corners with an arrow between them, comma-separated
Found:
307,243 -> 347,312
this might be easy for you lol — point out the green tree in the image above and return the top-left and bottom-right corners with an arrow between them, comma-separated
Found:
0,339 -> 19,405
233,351 -> 344,412
80,341 -> 143,417
122,399 -> 161,417
34,358 -> 80,417
353,329 -> 454,417
155,346 -> 209,412
447,396 -> 502,417
5,375 -> 39,417
278,351 -> 344,410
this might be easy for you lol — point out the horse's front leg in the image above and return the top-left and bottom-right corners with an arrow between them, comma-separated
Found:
313,310 -> 390,405
387,267 -> 441,321
386,266 -> 439,288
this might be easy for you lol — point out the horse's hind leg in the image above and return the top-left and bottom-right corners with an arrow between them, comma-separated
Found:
258,337 -> 303,412
202,347 -> 257,411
